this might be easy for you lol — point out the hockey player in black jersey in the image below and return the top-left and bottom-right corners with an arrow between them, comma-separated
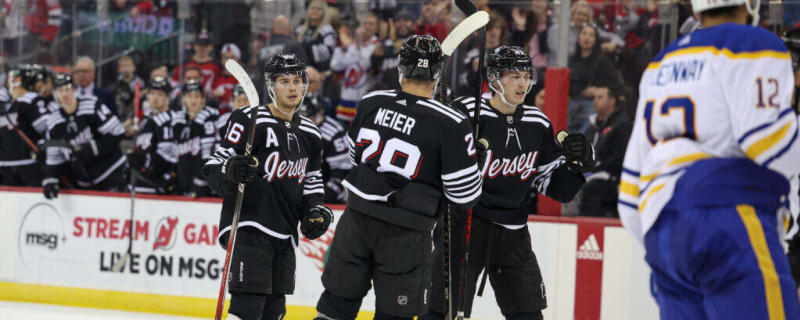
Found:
297,71 -> 350,204
314,35 -> 482,320
42,73 -> 127,198
175,79 -> 219,197
203,54 -> 332,320
0,64 -> 50,186
130,76 -> 178,194
421,46 -> 593,320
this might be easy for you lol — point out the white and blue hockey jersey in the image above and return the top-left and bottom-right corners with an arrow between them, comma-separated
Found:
619,23 -> 800,243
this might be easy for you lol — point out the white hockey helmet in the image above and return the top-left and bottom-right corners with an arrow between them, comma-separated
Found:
690,0 -> 760,26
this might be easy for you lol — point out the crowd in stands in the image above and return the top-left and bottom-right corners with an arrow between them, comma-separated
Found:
0,0 -> 794,218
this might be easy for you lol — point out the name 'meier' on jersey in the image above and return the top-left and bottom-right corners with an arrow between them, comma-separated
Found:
343,89 -> 482,226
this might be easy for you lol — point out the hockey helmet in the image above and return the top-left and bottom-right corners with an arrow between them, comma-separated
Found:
398,35 -> 445,82
690,0 -> 759,25
53,73 -> 73,89
183,79 -> 203,95
264,54 -> 308,86
148,76 -> 171,93
297,96 -> 323,118
10,64 -> 44,91
486,46 -> 536,99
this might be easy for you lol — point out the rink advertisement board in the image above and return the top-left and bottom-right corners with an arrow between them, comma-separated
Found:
0,187 -> 658,319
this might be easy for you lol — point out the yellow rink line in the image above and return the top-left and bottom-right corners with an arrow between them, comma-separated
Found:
0,281 -> 375,319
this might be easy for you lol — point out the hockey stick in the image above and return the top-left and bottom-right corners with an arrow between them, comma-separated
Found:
214,59 -> 261,320
111,81 -> 143,273
452,1 -> 485,320
436,9 -> 490,320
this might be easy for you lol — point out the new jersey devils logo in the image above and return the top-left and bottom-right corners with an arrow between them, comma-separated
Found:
298,228 -> 335,272
152,217 -> 179,251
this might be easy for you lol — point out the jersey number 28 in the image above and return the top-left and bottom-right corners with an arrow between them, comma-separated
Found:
355,128 -> 422,179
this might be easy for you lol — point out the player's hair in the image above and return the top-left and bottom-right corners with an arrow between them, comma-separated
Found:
183,66 -> 202,78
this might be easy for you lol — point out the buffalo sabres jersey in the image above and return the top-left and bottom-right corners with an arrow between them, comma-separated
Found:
45,97 -> 126,187
175,106 -> 219,197
132,109 -> 179,193
0,92 -> 50,165
318,116 -> 351,203
619,24 -> 800,243
205,106 -> 324,246
344,89 -> 482,213
452,96 -> 585,226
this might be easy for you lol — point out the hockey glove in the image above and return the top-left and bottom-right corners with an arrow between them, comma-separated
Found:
300,205 -> 334,240
560,132 -> 596,172
222,155 -> 259,184
42,178 -> 60,199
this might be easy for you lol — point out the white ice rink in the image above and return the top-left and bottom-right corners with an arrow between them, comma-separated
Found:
0,301 -> 203,320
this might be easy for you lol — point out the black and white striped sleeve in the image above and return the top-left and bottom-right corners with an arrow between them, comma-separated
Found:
441,119 -> 482,209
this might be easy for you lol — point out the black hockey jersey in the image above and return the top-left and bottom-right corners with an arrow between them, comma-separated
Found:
451,96 -> 585,225
44,97 -> 127,188
297,24 -> 337,72
344,89 -> 482,230
131,110 -> 179,193
0,92 -> 50,166
175,106 -> 219,197
318,116 -> 351,203
204,106 -> 324,245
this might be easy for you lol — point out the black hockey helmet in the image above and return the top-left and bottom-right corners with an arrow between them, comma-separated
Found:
148,76 -> 171,93
487,46 -> 535,81
398,35 -> 445,82
486,45 -> 536,98
10,64 -> 44,91
782,27 -> 800,69
183,79 -> 203,95
232,84 -> 245,97
53,73 -> 73,89
264,54 -> 308,87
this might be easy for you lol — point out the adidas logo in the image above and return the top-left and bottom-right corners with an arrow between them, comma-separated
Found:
396,99 -> 406,106
576,234 -> 604,260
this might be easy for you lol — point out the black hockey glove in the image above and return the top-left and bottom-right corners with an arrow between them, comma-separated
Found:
222,155 -> 259,184
300,205 -> 334,240
560,132 -> 596,172
42,178 -> 60,199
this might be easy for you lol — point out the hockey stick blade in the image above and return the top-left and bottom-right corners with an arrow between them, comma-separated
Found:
225,60 -> 259,107
454,0 -> 478,15
441,11 -> 490,56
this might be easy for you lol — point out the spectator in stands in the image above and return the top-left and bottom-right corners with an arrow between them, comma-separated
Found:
213,43 -> 244,113
297,0 -> 338,74
172,30 -> 219,97
331,13 -> 378,122
43,73 -> 128,199
577,85 -> 632,217
115,55 -> 145,125
416,0 -> 449,42
24,0 -> 61,46
509,0 -> 550,75
545,1 -> 623,66
73,56 -> 118,115
567,25 -> 622,134
370,11 -> 415,91
256,15 -> 309,99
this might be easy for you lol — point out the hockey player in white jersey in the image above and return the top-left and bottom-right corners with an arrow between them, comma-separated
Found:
618,0 -> 800,318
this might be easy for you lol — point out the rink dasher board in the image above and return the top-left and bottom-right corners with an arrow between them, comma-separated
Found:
0,187 -> 658,320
